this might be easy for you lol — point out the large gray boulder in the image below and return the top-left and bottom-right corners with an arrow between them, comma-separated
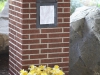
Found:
0,1 -> 9,53
70,6 -> 100,75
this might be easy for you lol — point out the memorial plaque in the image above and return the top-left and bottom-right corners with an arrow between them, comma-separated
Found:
40,6 -> 54,24
36,0 -> 57,28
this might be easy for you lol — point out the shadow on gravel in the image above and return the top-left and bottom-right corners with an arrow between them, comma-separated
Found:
0,53 -> 9,75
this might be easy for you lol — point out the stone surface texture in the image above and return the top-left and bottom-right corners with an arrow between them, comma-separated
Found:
0,1 -> 9,53
70,6 -> 100,75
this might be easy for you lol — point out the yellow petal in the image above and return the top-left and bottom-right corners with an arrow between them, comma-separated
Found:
54,65 -> 59,69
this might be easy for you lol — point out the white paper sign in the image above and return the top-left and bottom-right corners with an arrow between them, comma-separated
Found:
40,6 -> 54,24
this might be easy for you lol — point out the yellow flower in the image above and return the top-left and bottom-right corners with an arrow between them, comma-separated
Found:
39,65 -> 46,70
54,65 -> 59,69
20,69 -> 28,75
28,65 -> 36,71
45,67 -> 52,73
28,70 -> 35,75
40,71 -> 47,75
20,65 -> 65,75
58,70 -> 65,75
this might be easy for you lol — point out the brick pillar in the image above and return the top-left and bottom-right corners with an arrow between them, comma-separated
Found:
9,0 -> 70,75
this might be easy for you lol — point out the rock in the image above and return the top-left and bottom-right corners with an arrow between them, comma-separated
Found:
70,6 -> 100,75
0,1 -> 9,54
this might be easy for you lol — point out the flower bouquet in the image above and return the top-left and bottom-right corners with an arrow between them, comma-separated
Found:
20,65 -> 65,75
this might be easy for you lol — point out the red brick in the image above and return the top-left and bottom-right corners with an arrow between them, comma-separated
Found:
58,13 -> 70,17
41,28 -> 62,33
22,35 -> 29,39
9,9 -> 16,15
21,19 -> 36,24
15,7 -> 21,12
21,9 -> 36,13
41,48 -> 62,53
58,18 -> 63,22
49,33 -> 69,38
64,0 -> 70,2
10,57 -> 16,65
41,38 -> 62,43
15,17 -> 21,23
30,44 -> 47,49
15,36 -> 21,43
63,48 -> 69,52
41,58 -> 62,63
22,25 -> 29,29
16,33 -> 22,38
10,20 -> 16,25
15,55 -> 21,63
22,39 -> 39,44
30,54 -> 47,59
21,50 -> 39,54
9,23 -> 13,28
17,13 -> 29,18
9,46 -> 15,53
21,0 -> 36,2
64,8 -> 70,12
9,52 -> 15,59
58,8 -> 63,12
22,66 -> 29,70
16,23 -> 22,28
63,28 -> 70,32
22,55 -> 29,59
9,42 -> 15,49
49,43 -> 69,48
16,42 -> 22,49
48,62 -> 69,68
64,18 -> 70,22
10,39 -> 16,45
9,33 -> 15,39
58,23 -> 70,27
16,2 -> 22,7
30,3 -> 36,8
30,34 -> 47,39
63,58 -> 69,62
21,60 -> 39,64
9,5 -> 14,10
30,24 -> 36,28
22,4 -> 29,8
63,38 -> 69,42
48,53 -> 69,58
9,14 -> 15,20
21,29 -> 40,34
30,14 -> 36,18
15,46 -> 22,53
58,0 -> 63,2
62,67 -> 69,72
22,45 -> 29,49
58,3 -> 70,7
15,26 -> 21,33
9,65 -> 16,75
9,60 -> 15,68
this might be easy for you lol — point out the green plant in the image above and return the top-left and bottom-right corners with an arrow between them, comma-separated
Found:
97,1 -> 100,7
0,0 -> 7,12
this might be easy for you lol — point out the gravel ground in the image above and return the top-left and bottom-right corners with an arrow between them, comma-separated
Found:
0,53 -> 9,75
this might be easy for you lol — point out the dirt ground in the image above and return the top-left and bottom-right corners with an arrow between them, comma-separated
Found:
0,53 -> 9,75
